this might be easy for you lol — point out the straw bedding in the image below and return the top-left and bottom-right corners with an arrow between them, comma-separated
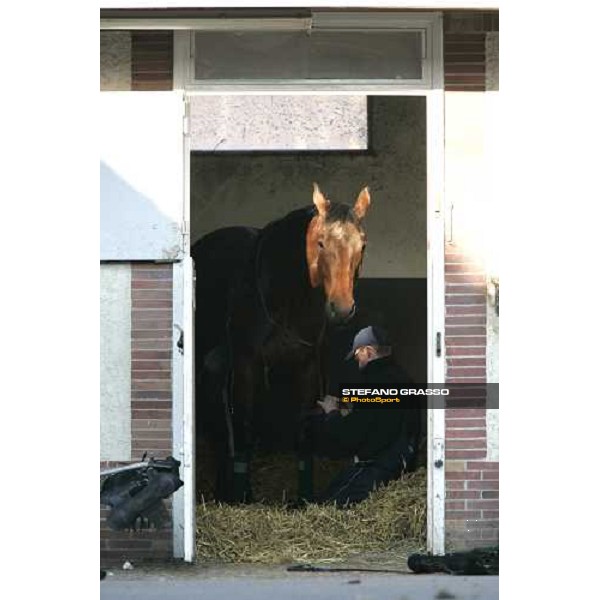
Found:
195,453 -> 427,564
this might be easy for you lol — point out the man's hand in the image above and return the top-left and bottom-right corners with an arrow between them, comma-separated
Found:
317,395 -> 340,414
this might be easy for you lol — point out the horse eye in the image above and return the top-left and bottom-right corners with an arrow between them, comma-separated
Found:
318,240 -> 325,249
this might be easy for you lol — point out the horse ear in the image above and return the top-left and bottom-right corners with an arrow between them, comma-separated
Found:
313,183 -> 330,217
353,187 -> 371,221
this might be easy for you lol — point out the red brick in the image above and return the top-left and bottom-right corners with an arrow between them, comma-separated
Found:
132,359 -> 172,370
446,449 -> 487,460
467,500 -> 499,510
482,471 -> 499,480
131,419 -> 172,430
444,250 -> 479,262
446,418 -> 486,428
132,397 -> 171,407
132,319 -> 173,331
447,367 -> 486,377
446,428 -> 486,439
446,377 -> 487,384
445,297 -> 486,308
133,300 -> 173,309
445,314 -> 486,325
132,279 -> 172,289
445,65 -> 486,76
131,425 -> 172,436
445,84 -> 486,91
446,490 -> 481,499
445,274 -> 487,285
467,480 -> 499,491
444,44 -> 486,56
445,322 -> 486,333
132,340 -> 172,351
445,471 -> 481,480
132,379 -> 171,391
445,500 -> 466,510
445,335 -> 486,346
445,303 -> 487,317
471,520 -> 499,530
447,358 -> 486,368
446,480 -> 466,490
446,280 -> 486,292
447,409 -> 486,418
132,443 -> 173,454
132,390 -> 172,399
132,329 -> 172,340
466,461 -> 499,470
132,290 -> 173,301
131,409 -> 172,419
446,347 -> 485,358
446,510 -> 481,520
483,510 -> 499,519
132,350 -> 172,360
445,262 -> 485,273
131,308 -> 173,320
131,370 -> 171,380
445,72 -> 486,82
447,438 -> 486,449
444,32 -> 487,42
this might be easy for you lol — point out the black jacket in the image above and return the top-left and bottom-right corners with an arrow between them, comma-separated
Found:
315,356 -> 422,460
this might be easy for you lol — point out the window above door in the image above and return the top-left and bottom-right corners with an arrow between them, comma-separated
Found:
176,12 -> 442,92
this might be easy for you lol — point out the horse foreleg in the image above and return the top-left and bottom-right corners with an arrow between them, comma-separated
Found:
229,355 -> 257,503
295,356 -> 324,503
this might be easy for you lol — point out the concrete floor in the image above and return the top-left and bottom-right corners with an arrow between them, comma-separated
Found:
100,564 -> 499,600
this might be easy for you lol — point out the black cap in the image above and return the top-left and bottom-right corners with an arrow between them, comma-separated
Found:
345,325 -> 390,360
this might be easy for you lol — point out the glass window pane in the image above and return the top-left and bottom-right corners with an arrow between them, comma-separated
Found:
309,31 -> 422,80
193,29 -> 423,81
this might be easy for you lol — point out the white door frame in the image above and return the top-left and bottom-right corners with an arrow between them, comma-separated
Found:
172,11 -> 446,559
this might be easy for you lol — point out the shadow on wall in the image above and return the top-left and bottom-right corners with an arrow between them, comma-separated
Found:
100,161 -> 182,260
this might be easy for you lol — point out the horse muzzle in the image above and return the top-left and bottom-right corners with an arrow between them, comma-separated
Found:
325,301 -> 356,324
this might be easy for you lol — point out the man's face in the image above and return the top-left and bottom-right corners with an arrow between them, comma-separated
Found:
354,345 -> 377,369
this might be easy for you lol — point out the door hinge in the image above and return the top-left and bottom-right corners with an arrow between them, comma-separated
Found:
436,332 -> 442,357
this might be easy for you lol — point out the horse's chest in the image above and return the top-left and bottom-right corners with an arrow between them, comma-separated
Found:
261,328 -> 316,366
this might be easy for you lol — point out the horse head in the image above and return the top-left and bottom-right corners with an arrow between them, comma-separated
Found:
306,183 -> 370,324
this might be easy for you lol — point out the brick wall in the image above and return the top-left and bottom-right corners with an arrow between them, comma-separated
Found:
443,10 -> 499,92
100,263 -> 174,566
131,31 -> 174,91
443,9 -> 499,551
444,247 -> 499,549
100,30 -> 174,91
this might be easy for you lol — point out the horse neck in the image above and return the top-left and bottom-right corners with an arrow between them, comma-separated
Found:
256,207 -> 324,311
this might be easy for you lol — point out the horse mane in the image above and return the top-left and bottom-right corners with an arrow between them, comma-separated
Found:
255,207 -> 315,296
323,202 -> 361,226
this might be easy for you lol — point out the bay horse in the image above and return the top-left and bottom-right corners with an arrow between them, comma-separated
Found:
192,184 -> 370,502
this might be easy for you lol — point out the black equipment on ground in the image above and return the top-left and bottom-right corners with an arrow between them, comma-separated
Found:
100,455 -> 184,531
407,546 -> 499,575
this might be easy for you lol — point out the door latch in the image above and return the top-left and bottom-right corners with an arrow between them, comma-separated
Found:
174,324 -> 184,354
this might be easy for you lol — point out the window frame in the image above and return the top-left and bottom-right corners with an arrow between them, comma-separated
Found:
176,12 -> 441,92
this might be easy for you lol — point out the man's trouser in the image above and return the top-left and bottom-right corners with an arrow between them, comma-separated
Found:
318,436 -> 416,506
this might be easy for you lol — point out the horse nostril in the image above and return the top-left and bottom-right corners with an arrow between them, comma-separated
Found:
347,303 -> 356,320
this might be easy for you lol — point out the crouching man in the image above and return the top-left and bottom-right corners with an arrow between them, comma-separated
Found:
314,326 -> 422,506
